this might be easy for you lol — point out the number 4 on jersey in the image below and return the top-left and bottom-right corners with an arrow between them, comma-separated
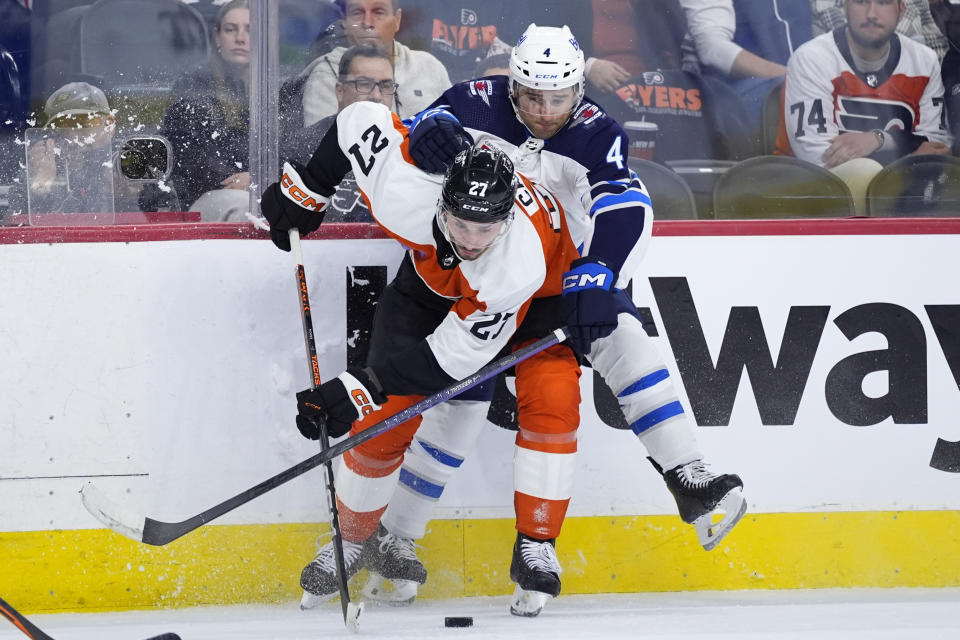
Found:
606,136 -> 624,170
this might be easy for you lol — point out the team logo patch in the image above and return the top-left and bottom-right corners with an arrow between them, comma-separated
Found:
460,8 -> 477,25
569,102 -> 604,128
468,79 -> 493,107
866,73 -> 879,88
642,71 -> 665,85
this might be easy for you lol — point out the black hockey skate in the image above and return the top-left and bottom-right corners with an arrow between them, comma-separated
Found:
361,523 -> 427,606
651,457 -> 747,551
509,532 -> 561,617
299,537 -> 365,610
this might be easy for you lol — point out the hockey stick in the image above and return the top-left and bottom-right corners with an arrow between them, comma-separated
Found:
81,330 -> 569,546
0,596 -> 180,640
289,228 -> 362,631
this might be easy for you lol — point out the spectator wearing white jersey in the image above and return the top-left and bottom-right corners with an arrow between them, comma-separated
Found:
776,0 -> 951,211
813,0 -> 949,59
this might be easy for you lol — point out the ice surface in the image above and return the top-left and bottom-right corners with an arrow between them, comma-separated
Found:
4,589 -> 959,640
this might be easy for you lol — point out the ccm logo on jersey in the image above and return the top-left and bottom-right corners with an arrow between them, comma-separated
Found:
280,161 -> 327,212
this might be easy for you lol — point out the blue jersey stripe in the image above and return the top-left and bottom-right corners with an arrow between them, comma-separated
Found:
592,189 -> 652,216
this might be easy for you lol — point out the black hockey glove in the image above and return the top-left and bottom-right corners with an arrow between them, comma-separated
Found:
294,367 -> 387,439
561,256 -> 619,355
408,108 -> 474,174
260,161 -> 330,251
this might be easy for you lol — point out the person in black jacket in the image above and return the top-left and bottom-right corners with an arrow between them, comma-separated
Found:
159,0 -> 250,220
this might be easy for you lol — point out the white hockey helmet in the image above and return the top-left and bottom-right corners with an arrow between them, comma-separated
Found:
509,24 -> 585,92
508,24 -> 585,136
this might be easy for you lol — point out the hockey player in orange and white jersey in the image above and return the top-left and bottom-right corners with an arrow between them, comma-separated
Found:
260,100 -> 584,616
775,0 -> 951,168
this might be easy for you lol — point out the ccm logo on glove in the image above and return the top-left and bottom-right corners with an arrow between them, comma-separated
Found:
280,161 -> 326,212
562,262 -> 614,292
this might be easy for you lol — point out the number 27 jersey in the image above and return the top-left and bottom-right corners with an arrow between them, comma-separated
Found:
317,101 -> 579,392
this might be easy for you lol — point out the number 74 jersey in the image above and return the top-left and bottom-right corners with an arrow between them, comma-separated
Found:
321,101 -> 580,385
775,28 -> 951,163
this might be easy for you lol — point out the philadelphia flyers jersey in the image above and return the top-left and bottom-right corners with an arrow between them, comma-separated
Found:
307,101 -> 578,391
776,28 -> 951,162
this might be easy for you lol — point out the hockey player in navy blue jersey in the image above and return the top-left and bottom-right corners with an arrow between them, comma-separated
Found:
359,24 -> 748,614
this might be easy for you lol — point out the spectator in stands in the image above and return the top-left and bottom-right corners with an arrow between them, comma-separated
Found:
776,0 -> 951,211
299,0 -> 450,125
281,44 -> 393,222
813,0 -> 948,59
393,1 -> 517,82
161,0 -> 251,221
25,81 -> 117,214
929,0 -> 960,153
519,1 -> 689,93
283,44 -> 396,163
680,0 -> 812,145
0,0 -> 29,197
474,53 -> 511,78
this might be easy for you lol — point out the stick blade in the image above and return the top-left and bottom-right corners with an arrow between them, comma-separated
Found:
80,481 -> 147,543
345,601 -> 364,633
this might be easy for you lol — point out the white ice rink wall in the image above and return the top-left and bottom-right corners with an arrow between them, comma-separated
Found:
1,219 -> 958,613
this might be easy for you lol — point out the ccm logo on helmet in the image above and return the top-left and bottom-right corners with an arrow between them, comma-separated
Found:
535,73 -> 559,79
281,172 -> 325,212
563,272 -> 608,289
461,203 -> 492,212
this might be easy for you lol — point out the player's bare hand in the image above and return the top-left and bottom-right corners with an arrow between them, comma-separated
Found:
587,59 -> 631,93
821,131 -> 880,169
221,171 -> 251,190
911,140 -> 951,156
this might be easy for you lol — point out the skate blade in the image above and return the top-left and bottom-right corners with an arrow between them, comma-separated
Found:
299,590 -> 336,610
345,601 -> 364,633
361,573 -> 418,606
694,487 -> 747,551
509,584 -> 552,617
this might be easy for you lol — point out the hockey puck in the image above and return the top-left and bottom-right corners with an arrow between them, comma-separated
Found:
143,635 -> 182,640
444,616 -> 473,628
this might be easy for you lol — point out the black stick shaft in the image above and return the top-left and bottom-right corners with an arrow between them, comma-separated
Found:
290,229 -> 353,622
140,326 -> 567,546
0,597 -> 55,640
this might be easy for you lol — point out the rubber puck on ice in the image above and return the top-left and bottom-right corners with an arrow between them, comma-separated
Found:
444,616 -> 473,627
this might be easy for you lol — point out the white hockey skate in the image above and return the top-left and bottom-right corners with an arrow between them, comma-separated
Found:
509,533 -> 561,617
299,537 -> 365,610
360,523 -> 427,606
654,458 -> 747,551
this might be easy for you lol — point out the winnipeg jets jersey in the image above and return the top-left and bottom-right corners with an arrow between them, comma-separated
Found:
311,101 -> 578,389
421,76 -> 653,288
776,28 -> 951,162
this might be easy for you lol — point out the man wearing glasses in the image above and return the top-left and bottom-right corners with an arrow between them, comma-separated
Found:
300,0 -> 450,126
282,44 -> 397,220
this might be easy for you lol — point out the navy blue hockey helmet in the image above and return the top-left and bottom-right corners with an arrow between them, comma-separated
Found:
441,145 -> 517,223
